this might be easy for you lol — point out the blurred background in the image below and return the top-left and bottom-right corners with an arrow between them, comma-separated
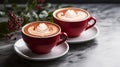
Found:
0,0 -> 120,4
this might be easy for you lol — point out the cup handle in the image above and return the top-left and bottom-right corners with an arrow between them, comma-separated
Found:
57,32 -> 68,45
85,16 -> 96,30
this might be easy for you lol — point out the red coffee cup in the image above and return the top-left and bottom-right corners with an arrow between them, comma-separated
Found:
53,7 -> 96,38
22,21 -> 68,54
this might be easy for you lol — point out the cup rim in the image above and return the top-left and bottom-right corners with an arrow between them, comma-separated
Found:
22,21 -> 61,38
53,7 -> 90,22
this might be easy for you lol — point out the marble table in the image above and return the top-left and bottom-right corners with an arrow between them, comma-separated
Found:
0,4 -> 120,67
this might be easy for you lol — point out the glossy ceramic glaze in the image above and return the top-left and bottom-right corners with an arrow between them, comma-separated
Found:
22,22 -> 68,54
53,8 -> 96,37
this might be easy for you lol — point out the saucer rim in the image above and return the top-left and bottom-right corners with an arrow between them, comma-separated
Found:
14,38 -> 69,61
67,26 -> 99,43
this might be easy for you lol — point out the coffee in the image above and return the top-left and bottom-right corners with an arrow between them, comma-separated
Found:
54,8 -> 88,22
22,21 -> 60,38
22,21 -> 68,54
53,8 -> 96,37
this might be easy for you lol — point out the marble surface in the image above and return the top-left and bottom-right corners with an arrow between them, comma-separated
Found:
0,4 -> 120,67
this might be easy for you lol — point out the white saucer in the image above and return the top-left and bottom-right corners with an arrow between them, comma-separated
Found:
67,26 -> 99,43
14,38 -> 69,61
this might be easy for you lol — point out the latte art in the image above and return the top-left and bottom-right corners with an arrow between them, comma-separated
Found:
35,23 -> 48,32
56,9 -> 88,22
23,22 -> 60,37
28,23 -> 50,36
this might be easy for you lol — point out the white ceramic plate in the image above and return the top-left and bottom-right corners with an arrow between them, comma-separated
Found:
67,26 -> 99,43
14,38 -> 69,61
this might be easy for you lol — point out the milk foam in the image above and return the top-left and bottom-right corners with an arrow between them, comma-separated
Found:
27,23 -> 58,37
35,23 -> 49,33
57,9 -> 88,22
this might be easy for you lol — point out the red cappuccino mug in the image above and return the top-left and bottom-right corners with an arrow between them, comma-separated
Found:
22,21 -> 68,54
53,7 -> 96,38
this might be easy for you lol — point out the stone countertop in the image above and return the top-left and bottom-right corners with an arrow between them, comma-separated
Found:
0,4 -> 120,67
